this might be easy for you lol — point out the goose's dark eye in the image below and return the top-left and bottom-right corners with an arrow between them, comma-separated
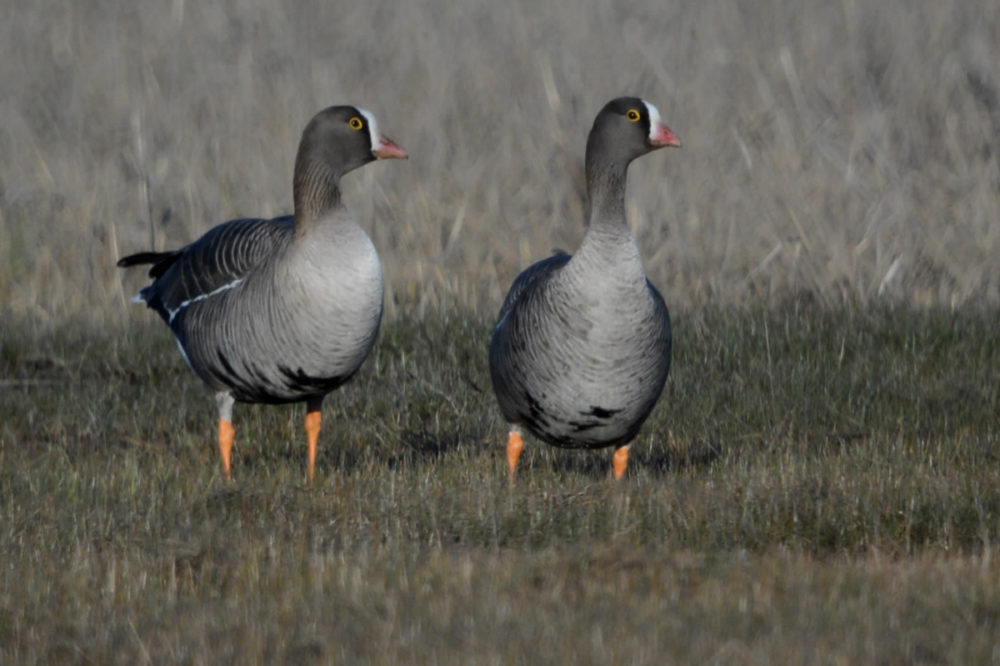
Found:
626,109 -> 641,122
348,116 -> 364,130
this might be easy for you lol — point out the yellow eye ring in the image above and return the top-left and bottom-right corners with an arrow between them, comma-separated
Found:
348,116 -> 364,130
626,109 -> 641,122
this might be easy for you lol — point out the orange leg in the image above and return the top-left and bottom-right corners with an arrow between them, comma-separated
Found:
612,445 -> 630,480
506,429 -> 524,483
305,408 -> 322,483
218,418 -> 235,482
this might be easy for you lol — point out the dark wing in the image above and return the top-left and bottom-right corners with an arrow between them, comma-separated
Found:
646,278 -> 673,369
119,215 -> 294,323
495,251 -> 571,327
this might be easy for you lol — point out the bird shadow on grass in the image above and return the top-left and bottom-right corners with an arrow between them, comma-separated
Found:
638,436 -> 724,477
383,426 -> 487,469
402,427 -> 458,457
215,423 -> 486,479
534,434 -> 724,479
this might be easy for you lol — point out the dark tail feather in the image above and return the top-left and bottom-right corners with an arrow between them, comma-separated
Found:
117,250 -> 183,279
117,251 -> 175,268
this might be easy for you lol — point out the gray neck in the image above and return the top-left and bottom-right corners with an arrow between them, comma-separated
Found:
586,136 -> 629,232
585,162 -> 628,230
293,157 -> 343,236
577,154 -> 644,282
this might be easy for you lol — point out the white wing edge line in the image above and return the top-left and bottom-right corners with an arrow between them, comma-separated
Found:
166,278 -> 244,324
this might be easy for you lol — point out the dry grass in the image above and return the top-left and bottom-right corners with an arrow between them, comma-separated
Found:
2,307 -> 1000,663
2,0 -> 999,322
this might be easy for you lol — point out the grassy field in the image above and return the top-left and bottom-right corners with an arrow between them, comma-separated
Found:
2,0 -> 1000,319
2,307 -> 999,663
3,0 -> 1000,663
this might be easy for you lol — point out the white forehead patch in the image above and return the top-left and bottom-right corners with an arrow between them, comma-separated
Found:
642,99 -> 663,137
359,107 -> 381,151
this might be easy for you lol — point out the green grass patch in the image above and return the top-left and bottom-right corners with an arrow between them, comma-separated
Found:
2,306 -> 999,663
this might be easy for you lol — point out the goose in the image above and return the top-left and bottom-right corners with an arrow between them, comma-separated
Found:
489,96 -> 680,481
118,105 -> 406,482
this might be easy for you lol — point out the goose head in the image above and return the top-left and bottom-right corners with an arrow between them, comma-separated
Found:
585,97 -> 680,175
296,105 -> 407,182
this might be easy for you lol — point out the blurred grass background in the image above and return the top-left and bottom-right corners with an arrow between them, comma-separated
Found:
2,0 -> 998,321
3,0 -> 1000,663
